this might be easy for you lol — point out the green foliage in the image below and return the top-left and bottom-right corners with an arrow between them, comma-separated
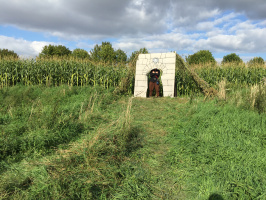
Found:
71,48 -> 90,59
186,50 -> 216,65
175,63 -> 266,96
0,49 -> 19,59
222,53 -> 243,64
115,49 -> 127,63
196,66 -> 266,87
175,54 -> 186,71
248,57 -> 265,67
90,41 -> 127,64
91,41 -> 116,63
2,57 -> 266,96
39,44 -> 72,58
0,59 -> 129,90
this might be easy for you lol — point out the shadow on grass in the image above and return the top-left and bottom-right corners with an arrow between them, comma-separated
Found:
208,193 -> 224,200
4,177 -> 32,195
124,126 -> 144,156
89,184 -> 102,199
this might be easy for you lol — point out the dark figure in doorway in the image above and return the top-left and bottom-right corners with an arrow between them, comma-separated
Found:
149,68 -> 160,97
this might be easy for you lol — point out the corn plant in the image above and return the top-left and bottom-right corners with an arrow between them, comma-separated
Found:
0,58 -> 128,89
1,58 -> 266,96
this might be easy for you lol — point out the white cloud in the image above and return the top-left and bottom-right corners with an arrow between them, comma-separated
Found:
1,0 -> 265,40
0,0 -> 265,60
0,35 -> 51,58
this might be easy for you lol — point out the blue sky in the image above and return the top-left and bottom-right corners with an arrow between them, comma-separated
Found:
0,0 -> 265,62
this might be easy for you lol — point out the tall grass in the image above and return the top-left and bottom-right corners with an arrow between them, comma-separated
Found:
227,82 -> 266,114
0,85 -> 120,168
0,85 -> 265,199
0,85 -> 147,199
166,101 -> 266,199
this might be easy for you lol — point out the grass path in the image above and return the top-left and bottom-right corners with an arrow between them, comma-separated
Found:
130,97 -> 188,199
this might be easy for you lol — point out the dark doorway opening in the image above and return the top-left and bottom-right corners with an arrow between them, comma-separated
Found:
146,68 -> 163,97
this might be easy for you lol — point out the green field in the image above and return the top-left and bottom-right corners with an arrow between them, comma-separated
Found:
1,58 -> 266,95
0,85 -> 265,199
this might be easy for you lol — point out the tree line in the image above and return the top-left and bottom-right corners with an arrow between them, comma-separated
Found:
0,42 -> 148,65
185,50 -> 265,66
0,43 -> 265,66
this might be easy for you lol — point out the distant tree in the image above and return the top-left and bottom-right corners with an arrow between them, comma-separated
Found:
99,42 -> 116,63
39,44 -> 72,58
186,50 -> 216,65
90,42 -> 116,64
115,49 -> 127,63
248,57 -> 264,66
128,48 -> 149,67
222,53 -> 243,64
72,48 -> 90,59
89,44 -> 101,62
90,42 -> 127,64
0,48 -> 19,59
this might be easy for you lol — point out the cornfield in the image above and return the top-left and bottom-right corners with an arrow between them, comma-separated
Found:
0,58 -> 128,89
1,58 -> 266,95
175,64 -> 266,95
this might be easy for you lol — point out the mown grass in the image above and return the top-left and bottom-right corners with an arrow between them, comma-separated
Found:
0,85 -> 265,199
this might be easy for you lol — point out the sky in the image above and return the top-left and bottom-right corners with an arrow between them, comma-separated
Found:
0,0 -> 266,62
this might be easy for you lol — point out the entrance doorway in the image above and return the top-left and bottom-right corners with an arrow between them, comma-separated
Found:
147,68 -> 163,97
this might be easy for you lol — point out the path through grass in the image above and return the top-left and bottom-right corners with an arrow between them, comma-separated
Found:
0,86 -> 265,199
127,97 -> 189,199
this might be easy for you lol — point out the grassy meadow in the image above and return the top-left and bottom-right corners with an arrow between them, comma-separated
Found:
0,58 -> 266,199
